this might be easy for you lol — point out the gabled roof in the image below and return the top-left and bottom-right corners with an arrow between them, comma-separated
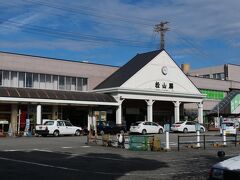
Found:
0,87 -> 116,103
94,50 -> 162,89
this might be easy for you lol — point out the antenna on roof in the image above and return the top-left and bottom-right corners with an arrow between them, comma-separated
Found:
154,21 -> 169,50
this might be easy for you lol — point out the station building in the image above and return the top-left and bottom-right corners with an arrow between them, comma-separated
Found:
0,49 -> 239,134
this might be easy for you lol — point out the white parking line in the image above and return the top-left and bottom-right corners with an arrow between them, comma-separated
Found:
81,146 -> 90,148
32,149 -> 53,152
61,147 -> 73,149
3,149 -> 19,152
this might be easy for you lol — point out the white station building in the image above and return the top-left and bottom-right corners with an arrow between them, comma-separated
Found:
0,49 -> 206,134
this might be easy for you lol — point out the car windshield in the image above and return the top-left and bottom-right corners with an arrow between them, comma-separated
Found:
43,121 -> 54,125
223,122 -> 234,127
132,122 -> 141,126
175,122 -> 184,124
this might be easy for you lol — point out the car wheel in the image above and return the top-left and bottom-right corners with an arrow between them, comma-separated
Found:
158,128 -> 163,134
183,128 -> 188,133
75,130 -> 81,136
142,129 -> 147,135
53,130 -> 59,137
200,128 -> 205,133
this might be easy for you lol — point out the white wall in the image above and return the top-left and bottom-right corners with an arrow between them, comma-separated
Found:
121,51 -> 201,95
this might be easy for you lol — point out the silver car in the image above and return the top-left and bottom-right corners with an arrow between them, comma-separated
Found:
209,155 -> 240,179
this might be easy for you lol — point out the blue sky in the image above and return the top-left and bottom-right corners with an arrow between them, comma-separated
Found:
1,0 -> 240,69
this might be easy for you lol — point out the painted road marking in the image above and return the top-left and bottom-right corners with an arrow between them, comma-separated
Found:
61,147 -> 73,149
81,146 -> 90,148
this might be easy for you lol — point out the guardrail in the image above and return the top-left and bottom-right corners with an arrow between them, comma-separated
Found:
177,133 -> 240,151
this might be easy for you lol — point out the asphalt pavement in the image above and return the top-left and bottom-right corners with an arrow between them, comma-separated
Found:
0,132 -> 239,180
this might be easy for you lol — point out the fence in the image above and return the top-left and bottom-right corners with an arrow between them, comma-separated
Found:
177,133 -> 240,151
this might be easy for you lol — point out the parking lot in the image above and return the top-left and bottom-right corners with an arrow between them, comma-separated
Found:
0,132 -> 239,180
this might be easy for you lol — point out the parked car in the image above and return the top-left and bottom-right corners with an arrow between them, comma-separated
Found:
171,121 -> 205,133
208,155 -> 240,179
35,120 -> 82,137
130,121 -> 164,135
220,122 -> 238,135
97,121 -> 127,135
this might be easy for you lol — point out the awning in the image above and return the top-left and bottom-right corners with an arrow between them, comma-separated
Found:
0,87 -> 118,106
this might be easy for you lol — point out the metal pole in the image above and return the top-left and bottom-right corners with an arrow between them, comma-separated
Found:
17,109 -> 21,135
223,129 -> 227,146
178,135 -> 180,151
235,133 -> 237,147
196,130 -> 200,148
203,135 -> 206,150
165,131 -> 170,150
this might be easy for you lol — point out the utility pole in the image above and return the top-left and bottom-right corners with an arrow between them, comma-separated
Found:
154,21 -> 169,50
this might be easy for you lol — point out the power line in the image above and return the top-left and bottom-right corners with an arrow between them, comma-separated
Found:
0,18 -> 156,48
22,0 -> 156,27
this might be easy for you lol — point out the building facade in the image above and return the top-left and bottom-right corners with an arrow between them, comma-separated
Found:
0,50 -> 240,134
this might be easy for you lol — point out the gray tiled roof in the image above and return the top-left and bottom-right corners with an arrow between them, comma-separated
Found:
94,50 -> 162,90
0,87 -> 116,102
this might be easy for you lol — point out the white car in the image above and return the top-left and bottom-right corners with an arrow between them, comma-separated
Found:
130,121 -> 164,135
35,120 -> 82,137
209,154 -> 240,179
220,122 -> 238,135
171,121 -> 205,133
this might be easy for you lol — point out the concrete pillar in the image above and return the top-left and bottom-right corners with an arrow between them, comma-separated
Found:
173,101 -> 181,123
52,105 -> 58,120
36,105 -> 42,125
116,98 -> 124,125
11,104 -> 18,135
146,99 -> 154,122
88,107 -> 93,130
198,102 -> 203,124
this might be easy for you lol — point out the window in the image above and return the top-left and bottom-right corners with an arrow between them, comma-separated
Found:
0,70 -> 2,86
11,71 -> 18,87
82,78 -> 88,91
202,74 -> 210,78
45,74 -> 52,89
64,121 -> 72,126
213,73 -> 225,80
71,77 -> 76,91
77,77 -> 83,91
40,74 -> 46,89
33,73 -> 39,88
66,77 -> 71,90
53,75 -> 58,90
59,76 -> 65,90
18,72 -> 25,87
57,121 -> 65,126
26,73 -> 33,88
44,121 -> 54,125
3,70 -> 10,86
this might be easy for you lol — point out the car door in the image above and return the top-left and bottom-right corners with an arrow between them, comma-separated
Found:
57,121 -> 67,135
151,122 -> 159,133
185,121 -> 194,132
189,122 -> 196,132
64,121 -> 75,135
143,122 -> 152,133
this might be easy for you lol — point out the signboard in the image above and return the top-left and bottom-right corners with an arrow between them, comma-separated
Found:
164,124 -> 170,132
155,81 -> 174,91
